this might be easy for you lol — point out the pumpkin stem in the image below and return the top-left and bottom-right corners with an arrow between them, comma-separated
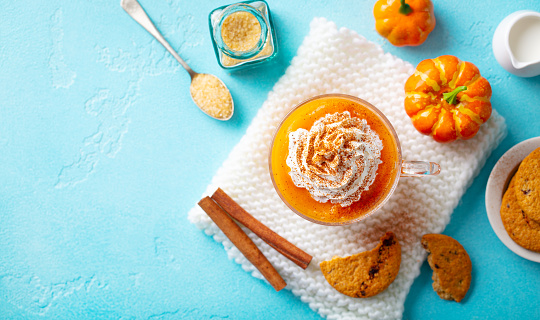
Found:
399,0 -> 413,15
443,86 -> 467,105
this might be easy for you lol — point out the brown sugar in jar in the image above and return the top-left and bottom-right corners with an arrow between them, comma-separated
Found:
209,1 -> 278,69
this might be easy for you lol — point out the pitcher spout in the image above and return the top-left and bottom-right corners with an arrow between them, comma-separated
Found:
511,58 -> 540,71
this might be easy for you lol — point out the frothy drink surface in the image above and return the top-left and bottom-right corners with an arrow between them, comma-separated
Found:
271,96 -> 399,223
286,111 -> 383,207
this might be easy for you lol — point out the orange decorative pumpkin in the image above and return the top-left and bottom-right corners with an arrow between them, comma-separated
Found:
404,55 -> 492,143
374,0 -> 436,47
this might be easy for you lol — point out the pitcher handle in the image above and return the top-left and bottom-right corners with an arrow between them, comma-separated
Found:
401,160 -> 441,177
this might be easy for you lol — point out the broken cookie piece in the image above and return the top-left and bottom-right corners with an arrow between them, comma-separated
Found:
421,234 -> 472,302
319,232 -> 401,298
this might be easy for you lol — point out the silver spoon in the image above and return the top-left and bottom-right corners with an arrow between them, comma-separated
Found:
121,0 -> 234,121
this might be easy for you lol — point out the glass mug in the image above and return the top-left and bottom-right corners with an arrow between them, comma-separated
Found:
269,94 -> 440,226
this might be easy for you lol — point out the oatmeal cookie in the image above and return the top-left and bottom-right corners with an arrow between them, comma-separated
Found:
421,234 -> 472,302
319,232 -> 401,298
514,147 -> 540,223
502,175 -> 540,252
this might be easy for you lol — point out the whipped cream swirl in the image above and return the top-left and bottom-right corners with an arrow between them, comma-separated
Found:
286,111 -> 383,207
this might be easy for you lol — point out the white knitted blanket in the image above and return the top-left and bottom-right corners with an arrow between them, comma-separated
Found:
188,18 -> 506,320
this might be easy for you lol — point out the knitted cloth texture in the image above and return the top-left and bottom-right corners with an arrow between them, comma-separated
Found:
188,18 -> 506,320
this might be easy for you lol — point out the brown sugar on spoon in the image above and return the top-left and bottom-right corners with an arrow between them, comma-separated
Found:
190,74 -> 233,120
421,234 -> 472,302
320,232 -> 401,298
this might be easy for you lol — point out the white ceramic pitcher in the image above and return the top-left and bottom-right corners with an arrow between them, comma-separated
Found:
493,10 -> 540,77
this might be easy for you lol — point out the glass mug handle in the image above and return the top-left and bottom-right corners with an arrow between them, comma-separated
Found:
401,160 -> 441,177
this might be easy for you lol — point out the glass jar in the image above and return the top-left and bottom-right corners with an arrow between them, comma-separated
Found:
209,0 -> 278,70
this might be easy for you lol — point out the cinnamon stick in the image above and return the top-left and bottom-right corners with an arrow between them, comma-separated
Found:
198,196 -> 287,292
211,188 -> 313,269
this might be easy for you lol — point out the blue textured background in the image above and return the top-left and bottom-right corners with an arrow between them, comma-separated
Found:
1,0 -> 540,319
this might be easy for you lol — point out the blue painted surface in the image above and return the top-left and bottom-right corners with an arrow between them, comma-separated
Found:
1,0 -> 539,319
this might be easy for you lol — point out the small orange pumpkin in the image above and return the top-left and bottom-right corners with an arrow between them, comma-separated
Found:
404,55 -> 492,143
374,0 -> 436,47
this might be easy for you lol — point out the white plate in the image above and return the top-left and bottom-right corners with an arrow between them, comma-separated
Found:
486,137 -> 540,262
